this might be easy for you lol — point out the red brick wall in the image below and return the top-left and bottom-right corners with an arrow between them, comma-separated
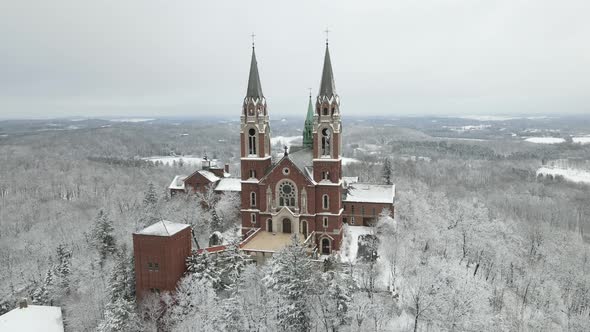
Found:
342,202 -> 395,226
133,227 -> 192,300
184,172 -> 214,194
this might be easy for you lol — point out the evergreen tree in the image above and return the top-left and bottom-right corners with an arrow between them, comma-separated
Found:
382,157 -> 393,185
143,183 -> 158,206
31,267 -> 55,305
186,250 -> 221,289
56,243 -> 72,295
217,242 -> 249,289
91,210 -> 116,265
97,245 -> 139,332
265,235 -> 314,332
97,297 -> 139,332
107,246 -> 135,302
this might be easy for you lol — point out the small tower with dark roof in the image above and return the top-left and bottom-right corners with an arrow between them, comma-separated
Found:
303,92 -> 314,148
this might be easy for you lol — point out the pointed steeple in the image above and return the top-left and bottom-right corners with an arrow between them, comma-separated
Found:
318,43 -> 336,99
246,47 -> 264,99
303,93 -> 314,148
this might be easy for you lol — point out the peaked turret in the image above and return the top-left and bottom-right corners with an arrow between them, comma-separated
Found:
318,43 -> 336,99
303,94 -> 314,148
246,47 -> 264,99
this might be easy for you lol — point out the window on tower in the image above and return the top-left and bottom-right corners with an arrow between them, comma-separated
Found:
250,192 -> 256,207
323,107 -> 328,116
322,194 -> 329,209
249,170 -> 256,178
248,128 -> 257,155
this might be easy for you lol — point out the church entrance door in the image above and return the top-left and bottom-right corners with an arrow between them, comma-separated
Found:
321,238 -> 331,255
282,218 -> 291,233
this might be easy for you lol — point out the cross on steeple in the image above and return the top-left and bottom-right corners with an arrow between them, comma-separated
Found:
251,33 -> 256,47
324,28 -> 330,44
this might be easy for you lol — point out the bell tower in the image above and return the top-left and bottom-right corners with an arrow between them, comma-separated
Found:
312,40 -> 343,251
312,41 -> 342,183
240,45 -> 272,181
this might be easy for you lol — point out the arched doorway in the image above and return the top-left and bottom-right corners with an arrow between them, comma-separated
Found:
282,218 -> 291,233
267,219 -> 273,232
301,220 -> 308,238
321,238 -> 331,255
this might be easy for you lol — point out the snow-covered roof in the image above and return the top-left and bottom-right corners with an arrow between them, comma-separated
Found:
168,175 -> 187,190
215,178 -> 242,192
343,176 -> 359,188
0,305 -> 64,332
344,183 -> 396,204
135,220 -> 190,237
198,170 -> 220,182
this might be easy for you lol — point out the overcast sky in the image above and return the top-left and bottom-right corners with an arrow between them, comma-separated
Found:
1,0 -> 589,119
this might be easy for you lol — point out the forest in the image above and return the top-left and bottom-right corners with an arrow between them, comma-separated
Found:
0,115 -> 589,331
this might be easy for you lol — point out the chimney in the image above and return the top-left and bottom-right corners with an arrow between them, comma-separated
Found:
18,298 -> 28,309
224,164 -> 230,174
202,155 -> 211,170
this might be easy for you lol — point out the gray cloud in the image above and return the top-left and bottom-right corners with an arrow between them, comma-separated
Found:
1,0 -> 589,119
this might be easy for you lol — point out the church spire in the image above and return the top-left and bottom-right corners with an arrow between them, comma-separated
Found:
318,43 -> 336,99
303,92 -> 314,148
246,46 -> 264,99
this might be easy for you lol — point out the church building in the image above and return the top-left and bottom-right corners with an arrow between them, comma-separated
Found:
237,41 -> 395,258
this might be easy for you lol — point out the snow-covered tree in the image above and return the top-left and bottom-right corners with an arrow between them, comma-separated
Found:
143,182 -> 158,206
311,266 -> 355,332
91,210 -> 116,265
265,235 -> 314,332
382,157 -> 393,185
56,243 -> 72,295
97,297 -> 140,332
186,250 -> 221,289
31,267 -> 55,305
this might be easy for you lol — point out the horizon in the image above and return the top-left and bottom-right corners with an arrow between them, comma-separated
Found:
2,0 -> 589,119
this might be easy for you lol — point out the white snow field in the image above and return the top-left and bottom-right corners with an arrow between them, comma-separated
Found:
0,305 -> 64,332
524,137 -> 565,144
573,136 -> 590,144
537,167 -> 590,184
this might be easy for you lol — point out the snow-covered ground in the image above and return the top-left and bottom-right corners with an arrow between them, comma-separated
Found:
573,136 -> 590,145
524,137 -> 565,144
109,118 -> 155,123
537,167 -> 590,184
339,224 -> 374,263
142,155 -> 205,167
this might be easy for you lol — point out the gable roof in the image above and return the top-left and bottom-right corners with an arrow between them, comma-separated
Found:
169,175 -> 187,190
214,178 -> 242,192
260,152 -> 314,185
344,183 -> 396,204
0,305 -> 64,332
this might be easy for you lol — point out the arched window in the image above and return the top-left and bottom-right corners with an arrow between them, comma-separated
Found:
250,192 -> 256,207
248,128 -> 257,155
323,217 -> 329,228
321,128 -> 331,156
278,181 -> 296,208
322,107 -> 329,116
322,194 -> 329,210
